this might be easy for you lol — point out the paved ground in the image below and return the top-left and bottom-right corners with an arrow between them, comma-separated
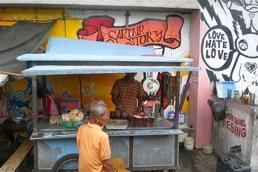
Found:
135,146 -> 217,172
178,145 -> 217,172
0,141 -> 217,172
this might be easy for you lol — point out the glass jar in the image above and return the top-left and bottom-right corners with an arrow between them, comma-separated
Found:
242,94 -> 250,105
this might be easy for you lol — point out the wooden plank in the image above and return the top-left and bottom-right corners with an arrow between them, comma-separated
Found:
0,140 -> 32,172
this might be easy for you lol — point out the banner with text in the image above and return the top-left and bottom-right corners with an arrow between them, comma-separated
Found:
77,15 -> 184,49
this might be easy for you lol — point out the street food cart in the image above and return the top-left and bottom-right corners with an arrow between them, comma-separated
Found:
17,38 -> 200,171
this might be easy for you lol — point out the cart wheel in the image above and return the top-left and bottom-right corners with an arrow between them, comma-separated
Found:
52,153 -> 79,172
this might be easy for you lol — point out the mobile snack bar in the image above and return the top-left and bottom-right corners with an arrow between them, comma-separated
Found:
17,38 -> 200,171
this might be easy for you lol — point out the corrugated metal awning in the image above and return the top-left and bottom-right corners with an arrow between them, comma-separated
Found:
18,37 -> 200,76
17,54 -> 193,63
21,65 -> 200,76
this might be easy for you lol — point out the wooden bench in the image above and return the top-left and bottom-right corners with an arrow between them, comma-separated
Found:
0,140 -> 32,172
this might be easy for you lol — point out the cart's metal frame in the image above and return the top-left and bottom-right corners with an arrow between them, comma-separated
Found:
18,38 -> 200,171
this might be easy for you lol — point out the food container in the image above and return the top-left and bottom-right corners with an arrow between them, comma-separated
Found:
62,121 -> 83,129
184,137 -> 194,150
179,132 -> 188,143
110,111 -> 115,119
179,113 -> 185,124
131,117 -> 142,127
216,81 -> 236,98
105,119 -> 128,129
131,117 -> 154,127
59,98 -> 81,113
202,144 -> 213,155
242,94 -> 250,105
121,111 -> 129,119
114,110 -> 122,118
147,117 -> 155,127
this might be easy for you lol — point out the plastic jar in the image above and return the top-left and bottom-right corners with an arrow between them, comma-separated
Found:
184,137 -> 194,150
202,144 -> 213,155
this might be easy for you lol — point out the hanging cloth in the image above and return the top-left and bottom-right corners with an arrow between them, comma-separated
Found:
162,73 -> 177,108
0,21 -> 55,73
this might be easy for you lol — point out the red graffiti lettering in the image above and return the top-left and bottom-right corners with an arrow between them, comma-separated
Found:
225,113 -> 246,127
77,15 -> 184,49
223,119 -> 247,138
223,113 -> 247,138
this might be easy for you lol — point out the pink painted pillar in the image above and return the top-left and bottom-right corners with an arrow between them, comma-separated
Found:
189,10 -> 213,149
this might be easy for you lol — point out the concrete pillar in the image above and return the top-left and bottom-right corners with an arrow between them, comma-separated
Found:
189,10 -> 213,149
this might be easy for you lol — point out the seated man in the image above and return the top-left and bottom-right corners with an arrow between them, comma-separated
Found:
77,100 -> 115,172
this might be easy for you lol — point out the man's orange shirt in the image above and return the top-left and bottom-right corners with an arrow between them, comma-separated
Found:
77,123 -> 111,172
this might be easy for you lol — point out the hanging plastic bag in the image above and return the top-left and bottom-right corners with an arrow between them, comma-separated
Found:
207,97 -> 226,121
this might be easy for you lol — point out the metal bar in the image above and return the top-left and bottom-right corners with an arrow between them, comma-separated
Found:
33,141 -> 39,171
246,106 -> 255,162
27,61 -> 181,66
174,135 -> 179,168
32,73 -> 39,172
131,166 -> 179,171
42,76 -> 47,117
129,136 -> 133,170
17,54 -> 193,63
21,66 -> 200,76
30,129 -> 183,140
32,76 -> 38,133
178,71 -> 192,112
173,71 -> 180,129
78,75 -> 83,109
32,170 -> 51,172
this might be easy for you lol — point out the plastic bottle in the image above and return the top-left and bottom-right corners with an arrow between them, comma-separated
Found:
234,90 -> 240,102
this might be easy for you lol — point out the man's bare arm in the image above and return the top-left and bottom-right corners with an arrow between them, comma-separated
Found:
102,159 -> 116,172
111,94 -> 119,107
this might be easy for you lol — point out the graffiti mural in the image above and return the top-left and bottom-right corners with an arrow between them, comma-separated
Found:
199,0 -> 258,97
75,12 -> 190,111
77,15 -> 184,49
7,78 -> 32,119
0,10 -> 190,117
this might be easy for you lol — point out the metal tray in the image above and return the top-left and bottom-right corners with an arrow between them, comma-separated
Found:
105,119 -> 128,129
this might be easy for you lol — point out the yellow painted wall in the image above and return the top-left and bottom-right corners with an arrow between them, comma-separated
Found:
0,8 -> 123,112
47,74 -> 123,109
